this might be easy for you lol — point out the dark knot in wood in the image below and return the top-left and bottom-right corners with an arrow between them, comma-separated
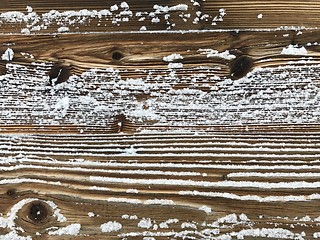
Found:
49,64 -> 70,86
6,189 -> 16,197
28,201 -> 49,223
112,51 -> 124,61
230,55 -> 253,79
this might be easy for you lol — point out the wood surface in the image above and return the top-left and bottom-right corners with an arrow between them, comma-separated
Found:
0,1 -> 320,239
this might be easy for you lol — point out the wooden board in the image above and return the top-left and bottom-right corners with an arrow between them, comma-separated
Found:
0,1 -> 320,240
0,0 -> 319,33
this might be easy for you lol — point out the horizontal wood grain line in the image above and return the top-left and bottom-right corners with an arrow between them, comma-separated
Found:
0,132 -> 319,239
0,0 -> 320,33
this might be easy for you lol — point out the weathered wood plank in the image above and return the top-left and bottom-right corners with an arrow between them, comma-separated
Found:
0,132 -> 320,239
1,1 -> 320,239
0,0 -> 319,33
202,0 -> 320,30
0,0 -> 200,33
0,31 -> 320,130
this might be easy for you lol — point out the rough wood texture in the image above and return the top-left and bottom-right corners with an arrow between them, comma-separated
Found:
0,0 -> 319,33
1,1 -> 320,240
0,31 -> 320,129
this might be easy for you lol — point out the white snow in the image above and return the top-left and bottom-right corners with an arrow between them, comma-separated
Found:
179,190 -> 320,203
199,205 -> 212,214
123,146 -> 137,155
107,197 -> 142,204
281,44 -> 308,55
239,213 -> 249,222
57,26 -> 70,33
126,188 -> 139,193
153,4 -> 188,13
122,214 -> 138,220
128,104 -> 164,122
106,197 -> 175,206
26,6 -> 33,13
1,48 -> 14,61
45,201 -> 67,222
181,222 -> 197,229
217,228 -> 304,240
299,216 -> 312,222
143,199 -> 175,205
91,176 -> 320,189
159,219 -> 179,229
0,178 -> 61,186
228,172 -> 320,178
0,231 -> 32,240
54,96 -> 70,117
198,49 -> 236,60
110,4 -> 119,11
169,4 -> 188,11
314,232 -> 320,238
21,28 -> 30,34
138,218 -> 153,229
168,62 -> 183,68
212,8 -> 226,25
48,224 -> 81,236
88,212 -> 95,217
100,221 -> 122,233
163,53 -> 183,62
151,17 -> 160,23
120,2 -> 129,9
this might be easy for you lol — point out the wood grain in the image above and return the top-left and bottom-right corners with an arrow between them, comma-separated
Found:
1,1 -> 320,239
0,0 -> 319,33
1,131 -> 320,239
0,31 -> 319,129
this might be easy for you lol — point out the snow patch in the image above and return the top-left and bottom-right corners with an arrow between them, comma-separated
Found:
218,227 -> 304,239
143,199 -> 175,205
198,49 -> 236,60
126,188 -> 139,193
199,205 -> 212,214
168,62 -> 183,68
122,214 -> 138,220
88,212 -> 95,218
0,231 -> 32,240
54,96 -> 70,117
281,45 -> 308,55
138,218 -> 153,229
57,26 -> 70,33
100,221 -> 122,233
1,48 -> 14,61
48,224 -> 81,236
163,53 -> 183,62
159,219 -> 179,229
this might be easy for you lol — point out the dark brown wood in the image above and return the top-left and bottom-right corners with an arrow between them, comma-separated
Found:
0,0 -> 319,33
0,1 -> 320,239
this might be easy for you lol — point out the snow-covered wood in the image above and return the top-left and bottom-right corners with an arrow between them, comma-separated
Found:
0,0 -> 319,33
1,132 -> 320,239
1,1 -> 320,239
